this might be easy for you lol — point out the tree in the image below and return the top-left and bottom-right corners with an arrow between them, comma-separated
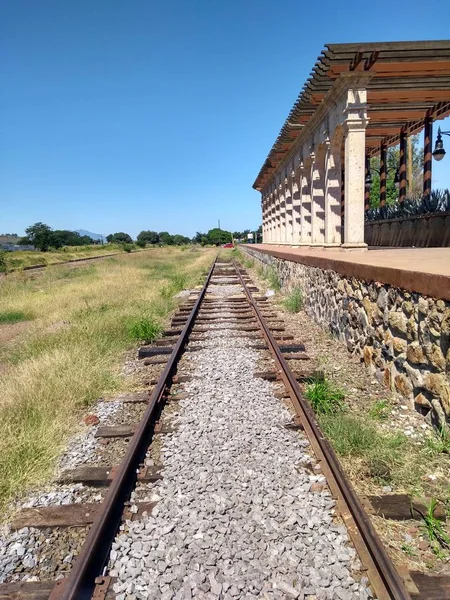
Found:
192,231 -> 207,244
137,230 -> 159,245
52,230 -> 93,247
106,232 -> 133,244
158,231 -> 174,245
23,222 -> 53,251
206,228 -> 232,246
369,134 -> 424,208
171,234 -> 191,246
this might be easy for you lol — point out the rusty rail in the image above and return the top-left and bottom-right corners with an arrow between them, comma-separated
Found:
55,257 -> 217,600
234,262 -> 411,600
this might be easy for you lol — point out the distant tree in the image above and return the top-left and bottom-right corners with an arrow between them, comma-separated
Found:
136,239 -> 146,248
52,230 -> 93,247
23,222 -> 53,251
106,232 -> 133,244
192,231 -> 207,244
171,234 -> 191,246
206,228 -> 232,246
137,230 -> 159,245
158,231 -> 174,245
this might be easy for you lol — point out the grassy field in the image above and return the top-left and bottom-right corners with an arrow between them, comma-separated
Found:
0,247 -> 215,511
2,243 -> 136,271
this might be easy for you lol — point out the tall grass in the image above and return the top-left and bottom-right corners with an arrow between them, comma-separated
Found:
283,287 -> 303,313
0,247 -> 215,510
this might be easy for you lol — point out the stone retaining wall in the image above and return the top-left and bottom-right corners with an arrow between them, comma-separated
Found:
243,247 -> 450,428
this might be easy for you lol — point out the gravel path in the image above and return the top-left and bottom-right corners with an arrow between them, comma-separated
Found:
109,290 -> 372,599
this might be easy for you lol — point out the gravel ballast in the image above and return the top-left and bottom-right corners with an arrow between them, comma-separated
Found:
109,288 -> 371,599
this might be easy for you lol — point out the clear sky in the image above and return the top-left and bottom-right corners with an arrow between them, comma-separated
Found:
1,0 -> 450,238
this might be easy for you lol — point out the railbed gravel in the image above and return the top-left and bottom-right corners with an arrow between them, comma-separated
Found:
108,289 -> 372,599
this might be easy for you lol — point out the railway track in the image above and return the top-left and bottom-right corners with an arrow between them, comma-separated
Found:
0,257 -> 445,599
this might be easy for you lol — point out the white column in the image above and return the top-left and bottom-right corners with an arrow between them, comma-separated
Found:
274,189 -> 280,243
278,183 -> 286,244
342,88 -> 368,249
310,151 -> 325,245
291,169 -> 300,245
285,176 -> 293,244
324,141 -> 342,246
300,161 -> 312,244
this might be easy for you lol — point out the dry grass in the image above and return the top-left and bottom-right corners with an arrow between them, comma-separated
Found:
3,243 -> 136,271
0,247 -> 215,510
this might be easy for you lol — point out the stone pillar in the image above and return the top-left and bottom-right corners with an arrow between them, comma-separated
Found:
342,88 -> 368,250
310,150 -> 325,246
284,176 -> 293,244
278,183 -> 286,244
324,140 -> 342,246
300,161 -> 312,245
274,188 -> 280,243
291,169 -> 300,245
267,193 -> 272,243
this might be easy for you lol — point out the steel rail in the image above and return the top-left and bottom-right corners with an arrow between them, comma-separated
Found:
234,262 -> 411,600
57,256 -> 217,600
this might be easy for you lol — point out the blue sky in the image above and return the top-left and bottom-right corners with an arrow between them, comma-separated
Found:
1,0 -> 450,238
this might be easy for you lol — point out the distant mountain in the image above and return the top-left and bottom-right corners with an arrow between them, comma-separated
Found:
74,230 -> 107,242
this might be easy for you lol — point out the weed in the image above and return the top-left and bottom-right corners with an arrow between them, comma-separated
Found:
266,266 -> 281,292
128,317 -> 162,343
427,426 -> 450,454
0,252 -> 6,273
170,272 -> 188,292
319,413 -> 407,484
401,543 -> 416,557
416,499 -> 450,553
283,287 -> 303,313
243,258 -> 254,269
0,310 -> 32,325
305,376 -> 345,415
369,399 -> 391,421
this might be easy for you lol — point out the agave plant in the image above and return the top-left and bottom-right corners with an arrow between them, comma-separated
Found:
365,188 -> 450,222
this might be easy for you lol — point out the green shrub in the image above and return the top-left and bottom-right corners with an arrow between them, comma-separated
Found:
128,317 -> 162,343
122,243 -> 134,253
266,266 -> 281,292
305,377 -> 345,414
0,310 -> 33,325
283,287 -> 303,313
136,240 -> 146,248
0,251 -> 7,273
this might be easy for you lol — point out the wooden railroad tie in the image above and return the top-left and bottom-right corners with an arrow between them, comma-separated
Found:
10,501 -> 157,530
58,465 -> 162,487
253,369 -> 319,382
95,422 -> 175,438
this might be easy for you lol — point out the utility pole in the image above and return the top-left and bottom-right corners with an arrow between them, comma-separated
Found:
218,219 -> 220,230
407,136 -> 413,197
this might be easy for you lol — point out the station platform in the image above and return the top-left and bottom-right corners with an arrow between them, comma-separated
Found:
244,245 -> 450,301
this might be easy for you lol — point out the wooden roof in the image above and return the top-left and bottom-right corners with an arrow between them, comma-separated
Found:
253,41 -> 450,191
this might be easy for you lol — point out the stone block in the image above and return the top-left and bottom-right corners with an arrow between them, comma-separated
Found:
402,301 -> 414,316
392,337 -> 407,354
394,374 -> 413,398
388,311 -> 408,335
406,342 -> 426,365
424,373 -> 450,416
414,393 -> 431,410
425,343 -> 446,371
